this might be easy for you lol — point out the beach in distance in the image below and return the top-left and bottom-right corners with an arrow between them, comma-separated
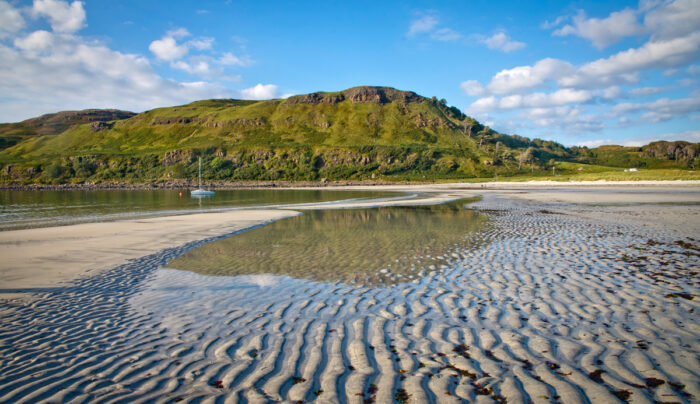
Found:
0,181 -> 698,403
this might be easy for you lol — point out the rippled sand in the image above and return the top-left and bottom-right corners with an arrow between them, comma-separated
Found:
0,193 -> 698,403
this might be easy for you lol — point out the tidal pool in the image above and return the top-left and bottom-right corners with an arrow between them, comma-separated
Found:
167,199 -> 489,286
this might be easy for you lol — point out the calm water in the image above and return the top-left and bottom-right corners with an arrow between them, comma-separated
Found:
169,199 -> 489,286
0,189 -> 402,231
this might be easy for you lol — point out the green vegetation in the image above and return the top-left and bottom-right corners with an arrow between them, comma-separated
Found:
0,86 -> 698,184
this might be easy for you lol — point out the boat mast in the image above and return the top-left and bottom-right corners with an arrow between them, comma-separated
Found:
198,157 -> 202,189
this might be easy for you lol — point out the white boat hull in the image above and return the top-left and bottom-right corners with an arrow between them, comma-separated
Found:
191,189 -> 215,197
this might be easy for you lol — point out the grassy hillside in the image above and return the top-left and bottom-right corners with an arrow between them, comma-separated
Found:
0,109 -> 135,152
0,86 -> 697,184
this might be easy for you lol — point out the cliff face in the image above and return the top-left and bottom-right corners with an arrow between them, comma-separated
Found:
284,86 -> 424,105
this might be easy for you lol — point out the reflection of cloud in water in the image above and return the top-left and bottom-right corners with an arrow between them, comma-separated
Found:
130,268 -> 314,333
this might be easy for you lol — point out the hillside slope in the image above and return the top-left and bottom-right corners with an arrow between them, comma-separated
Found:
0,87 -> 697,184
0,109 -> 136,151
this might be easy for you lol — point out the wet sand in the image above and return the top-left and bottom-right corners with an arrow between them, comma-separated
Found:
0,183 -> 698,403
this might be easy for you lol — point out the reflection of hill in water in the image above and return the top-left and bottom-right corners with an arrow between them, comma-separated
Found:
168,199 -> 489,286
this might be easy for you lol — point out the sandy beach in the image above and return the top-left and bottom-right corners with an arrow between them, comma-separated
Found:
0,182 -> 698,403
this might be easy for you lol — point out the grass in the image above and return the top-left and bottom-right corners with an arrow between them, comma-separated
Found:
0,87 -> 697,184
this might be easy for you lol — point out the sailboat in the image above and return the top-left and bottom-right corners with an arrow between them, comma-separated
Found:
191,157 -> 215,197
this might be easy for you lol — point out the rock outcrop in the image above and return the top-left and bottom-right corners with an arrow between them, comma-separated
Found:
284,86 -> 425,105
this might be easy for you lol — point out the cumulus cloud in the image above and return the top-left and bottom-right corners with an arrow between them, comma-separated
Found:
470,89 -> 593,112
0,1 -> 24,38
32,0 -> 86,33
480,32 -> 526,52
463,0 -> 700,137
0,0 -> 280,122
148,28 -> 252,80
611,95 -> 700,122
13,30 -> 53,52
553,9 -> 645,48
549,0 -> 700,48
465,30 -> 700,100
559,31 -> 700,88
486,58 -> 575,94
0,35 -> 233,121
644,0 -> 700,41
238,83 -> 279,100
460,80 -> 486,96
149,34 -> 189,61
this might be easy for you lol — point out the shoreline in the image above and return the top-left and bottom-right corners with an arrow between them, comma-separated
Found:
1,184 -> 698,300
2,178 -> 700,191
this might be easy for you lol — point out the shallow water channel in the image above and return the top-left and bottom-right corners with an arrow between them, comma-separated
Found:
0,189 -> 400,231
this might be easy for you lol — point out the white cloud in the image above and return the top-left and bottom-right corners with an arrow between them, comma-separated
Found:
407,12 -> 462,41
431,27 -> 461,41
187,37 -> 214,51
171,59 -> 212,75
549,0 -> 700,48
238,83 -> 279,100
487,58 -> 575,94
14,30 -> 53,52
518,105 -> 604,133
0,1 -> 24,38
553,9 -> 644,48
470,88 -> 593,112
541,14 -> 568,29
559,31 -> 700,88
219,52 -> 249,66
629,86 -> 667,96
688,65 -> 700,75
171,57 -> 242,82
149,35 -> 189,61
460,80 -> 485,96
167,27 -> 190,39
481,32 -> 526,52
612,95 -> 700,122
32,0 -> 86,33
408,14 -> 438,36
0,34 -> 233,122
149,29 -> 252,77
644,0 -> 700,41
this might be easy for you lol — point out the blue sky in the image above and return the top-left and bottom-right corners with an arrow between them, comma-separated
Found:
0,0 -> 698,147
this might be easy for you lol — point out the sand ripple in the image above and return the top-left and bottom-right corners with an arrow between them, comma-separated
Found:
1,195 -> 698,403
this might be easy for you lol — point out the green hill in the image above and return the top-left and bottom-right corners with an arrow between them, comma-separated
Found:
0,86 -> 697,184
0,109 -> 136,151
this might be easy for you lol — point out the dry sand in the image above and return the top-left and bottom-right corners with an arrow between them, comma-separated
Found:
0,209 -> 298,299
0,182 -> 699,403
